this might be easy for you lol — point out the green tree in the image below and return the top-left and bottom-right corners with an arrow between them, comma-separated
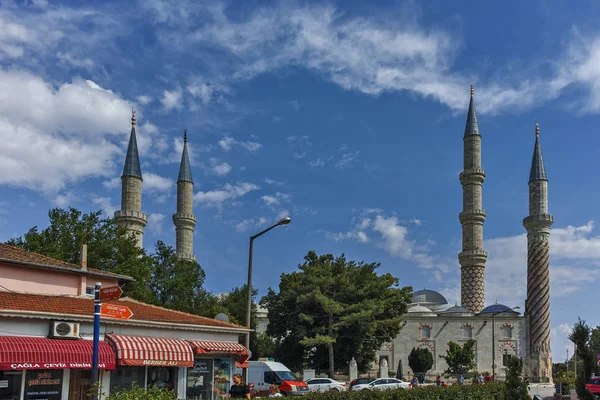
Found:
408,347 -> 433,381
592,325 -> 600,376
569,318 -> 596,400
439,339 -> 477,376
6,208 -> 153,301
254,332 -> 276,359
263,251 -> 412,376
504,356 -> 530,400
148,241 -> 211,315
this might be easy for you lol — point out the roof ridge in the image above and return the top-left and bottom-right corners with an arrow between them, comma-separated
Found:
119,297 -> 242,328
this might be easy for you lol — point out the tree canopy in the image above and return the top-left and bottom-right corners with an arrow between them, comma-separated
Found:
262,250 -> 412,375
569,318 -> 596,400
439,339 -> 477,376
504,356 -> 530,400
408,347 -> 433,380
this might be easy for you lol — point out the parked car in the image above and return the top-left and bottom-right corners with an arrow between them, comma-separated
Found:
355,378 -> 411,391
304,378 -> 346,392
349,377 -> 375,391
587,377 -> 600,397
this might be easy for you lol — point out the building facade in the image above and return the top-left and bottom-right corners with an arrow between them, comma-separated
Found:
0,244 -> 250,400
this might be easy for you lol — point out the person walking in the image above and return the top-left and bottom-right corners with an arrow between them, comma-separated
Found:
436,375 -> 441,387
457,375 -> 464,385
229,374 -> 251,399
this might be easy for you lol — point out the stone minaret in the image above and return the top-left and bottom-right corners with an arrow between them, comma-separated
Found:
458,84 -> 488,313
523,122 -> 553,382
114,110 -> 147,248
173,130 -> 196,261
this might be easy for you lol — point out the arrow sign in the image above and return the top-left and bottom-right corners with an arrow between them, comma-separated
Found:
99,286 -> 123,301
101,304 -> 133,320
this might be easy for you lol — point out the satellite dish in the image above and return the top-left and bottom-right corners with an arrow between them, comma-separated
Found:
214,313 -> 230,322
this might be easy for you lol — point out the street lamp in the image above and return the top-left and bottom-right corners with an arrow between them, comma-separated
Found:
244,217 -> 292,353
491,306 -> 520,382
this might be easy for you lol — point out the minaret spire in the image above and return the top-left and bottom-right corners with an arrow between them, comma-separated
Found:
173,130 -> 196,261
458,83 -> 487,313
114,109 -> 147,248
523,122 -> 553,382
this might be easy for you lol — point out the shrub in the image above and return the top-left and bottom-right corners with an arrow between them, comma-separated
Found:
89,382 -> 178,400
301,382 -> 506,400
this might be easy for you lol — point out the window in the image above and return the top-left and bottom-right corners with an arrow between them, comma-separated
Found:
0,371 -> 23,400
463,326 -> 473,338
503,326 -> 512,338
264,371 -> 280,385
24,370 -> 63,400
421,326 -> 431,338
502,353 -> 512,367
85,286 -> 95,296
111,367 -> 146,391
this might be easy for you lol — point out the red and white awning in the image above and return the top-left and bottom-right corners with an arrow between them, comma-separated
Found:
0,336 -> 116,371
187,340 -> 248,356
105,334 -> 194,367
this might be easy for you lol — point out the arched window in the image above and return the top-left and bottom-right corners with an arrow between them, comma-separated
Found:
421,326 -> 431,339
463,326 -> 473,338
502,326 -> 512,338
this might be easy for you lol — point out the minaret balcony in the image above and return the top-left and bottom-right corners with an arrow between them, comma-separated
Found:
458,249 -> 488,265
459,168 -> 485,185
114,210 -> 148,225
523,214 -> 553,230
459,209 -> 486,224
173,213 -> 197,226
177,253 -> 196,262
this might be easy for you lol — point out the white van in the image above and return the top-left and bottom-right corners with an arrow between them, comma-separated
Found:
247,359 -> 309,396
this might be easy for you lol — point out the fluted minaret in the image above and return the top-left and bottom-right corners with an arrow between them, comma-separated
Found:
458,84 -> 488,313
173,130 -> 196,261
523,123 -> 553,382
114,110 -> 148,248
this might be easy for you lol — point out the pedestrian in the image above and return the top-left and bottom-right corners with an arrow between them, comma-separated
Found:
268,384 -> 282,397
229,373 -> 251,399
457,375 -> 464,385
410,375 -> 419,387
436,375 -> 441,387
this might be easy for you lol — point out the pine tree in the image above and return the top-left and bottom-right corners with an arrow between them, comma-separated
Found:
504,356 -> 530,400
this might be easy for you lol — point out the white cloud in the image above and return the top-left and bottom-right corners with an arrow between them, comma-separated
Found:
102,177 -> 121,190
293,152 -> 306,159
136,95 -> 152,105
334,151 -> 359,169
289,100 -> 300,112
0,70 -> 135,193
144,173 -> 175,192
309,158 -> 325,167
218,136 -> 262,152
276,209 -> 290,221
194,182 -> 259,207
52,192 -> 77,207
203,158 -> 232,176
161,88 -> 183,111
147,213 -> 166,235
92,196 -> 116,218
287,135 -> 311,147
236,217 -> 268,232
56,52 -> 94,69
264,178 -> 284,186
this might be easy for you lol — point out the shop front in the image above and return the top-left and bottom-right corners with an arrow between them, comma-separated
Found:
104,334 -> 194,396
0,336 -> 116,400
185,341 -> 248,400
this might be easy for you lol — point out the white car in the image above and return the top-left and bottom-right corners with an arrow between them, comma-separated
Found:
304,378 -> 346,392
357,378 -> 410,391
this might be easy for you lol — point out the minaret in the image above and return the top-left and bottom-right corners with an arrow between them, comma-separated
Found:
173,130 -> 197,261
458,84 -> 488,313
523,122 -> 553,382
114,110 -> 148,248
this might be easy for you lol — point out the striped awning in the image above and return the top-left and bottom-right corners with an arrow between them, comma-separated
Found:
187,340 -> 248,356
105,334 -> 194,367
0,336 -> 116,371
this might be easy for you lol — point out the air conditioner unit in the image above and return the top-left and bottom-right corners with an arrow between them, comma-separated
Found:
49,321 -> 79,339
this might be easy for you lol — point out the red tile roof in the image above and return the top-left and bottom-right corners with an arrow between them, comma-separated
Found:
0,291 -> 246,330
0,244 -> 132,281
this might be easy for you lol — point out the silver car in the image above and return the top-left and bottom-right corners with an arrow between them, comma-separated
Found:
304,378 -> 346,392
361,378 -> 411,391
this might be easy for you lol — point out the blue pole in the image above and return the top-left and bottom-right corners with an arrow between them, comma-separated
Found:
91,282 -> 102,390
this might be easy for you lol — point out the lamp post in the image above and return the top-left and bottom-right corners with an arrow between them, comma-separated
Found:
244,217 -> 291,354
491,306 -> 520,382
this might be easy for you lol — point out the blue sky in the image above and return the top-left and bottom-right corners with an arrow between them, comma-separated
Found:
1,0 -> 600,359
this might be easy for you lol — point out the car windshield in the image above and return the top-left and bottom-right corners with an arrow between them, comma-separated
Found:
275,371 -> 299,381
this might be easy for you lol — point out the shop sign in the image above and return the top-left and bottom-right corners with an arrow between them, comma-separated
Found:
0,380 -> 8,388
5,362 -> 109,370
141,360 -> 182,366
192,360 -> 209,373
25,370 -> 62,400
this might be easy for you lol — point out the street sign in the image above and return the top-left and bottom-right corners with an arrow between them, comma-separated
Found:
99,286 -> 123,301
101,304 -> 133,320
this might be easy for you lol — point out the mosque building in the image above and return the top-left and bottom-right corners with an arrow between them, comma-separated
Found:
376,85 -> 553,383
112,86 -> 553,383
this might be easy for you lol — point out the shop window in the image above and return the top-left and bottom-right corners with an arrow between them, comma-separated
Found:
213,358 -> 231,397
147,367 -> 177,391
0,370 -> 23,400
110,367 -> 145,391
24,370 -> 63,400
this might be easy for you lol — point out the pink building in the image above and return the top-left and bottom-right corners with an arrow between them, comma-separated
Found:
0,244 -> 250,400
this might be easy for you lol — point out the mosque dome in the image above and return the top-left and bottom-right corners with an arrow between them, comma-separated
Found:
411,289 -> 448,306
440,305 -> 474,316
478,304 -> 520,315
434,304 -> 454,312
407,305 -> 438,316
